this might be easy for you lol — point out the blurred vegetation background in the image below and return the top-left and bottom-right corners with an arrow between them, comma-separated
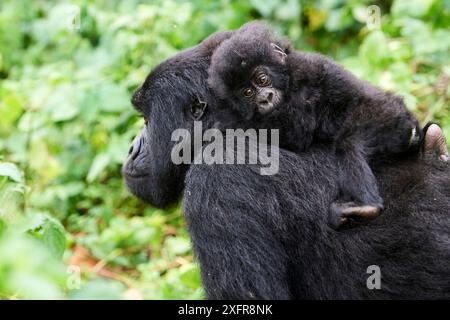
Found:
0,0 -> 448,299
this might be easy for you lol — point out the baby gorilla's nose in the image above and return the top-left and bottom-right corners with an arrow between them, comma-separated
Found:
257,91 -> 274,105
256,90 -> 276,114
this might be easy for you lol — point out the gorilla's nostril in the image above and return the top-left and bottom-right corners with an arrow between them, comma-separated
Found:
129,136 -> 143,161
267,92 -> 273,102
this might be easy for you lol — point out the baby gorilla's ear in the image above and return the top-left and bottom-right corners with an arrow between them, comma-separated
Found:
271,43 -> 287,64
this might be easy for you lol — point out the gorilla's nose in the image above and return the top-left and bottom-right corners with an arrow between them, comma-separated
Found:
128,136 -> 143,160
258,91 -> 273,105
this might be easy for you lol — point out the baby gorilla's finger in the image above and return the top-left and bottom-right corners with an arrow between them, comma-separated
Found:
424,124 -> 449,162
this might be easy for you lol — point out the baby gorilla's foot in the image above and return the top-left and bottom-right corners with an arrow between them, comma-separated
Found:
329,201 -> 382,230
423,123 -> 449,162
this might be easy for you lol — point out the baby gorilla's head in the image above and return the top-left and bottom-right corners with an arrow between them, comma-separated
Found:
208,22 -> 291,119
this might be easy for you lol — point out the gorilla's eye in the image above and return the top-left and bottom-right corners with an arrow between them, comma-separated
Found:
242,88 -> 254,98
256,73 -> 270,86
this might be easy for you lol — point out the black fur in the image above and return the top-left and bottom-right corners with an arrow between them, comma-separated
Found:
208,22 -> 423,226
123,29 -> 450,299
184,144 -> 450,299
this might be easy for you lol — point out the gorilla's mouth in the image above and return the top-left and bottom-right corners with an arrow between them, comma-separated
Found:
122,159 -> 152,179
123,170 -> 150,179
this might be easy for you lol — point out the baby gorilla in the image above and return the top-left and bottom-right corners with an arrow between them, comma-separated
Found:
208,22 -> 422,228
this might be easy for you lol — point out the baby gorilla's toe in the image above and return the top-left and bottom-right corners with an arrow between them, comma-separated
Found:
329,202 -> 382,230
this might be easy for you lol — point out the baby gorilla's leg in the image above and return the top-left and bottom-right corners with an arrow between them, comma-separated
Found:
329,141 -> 384,229
329,123 -> 450,229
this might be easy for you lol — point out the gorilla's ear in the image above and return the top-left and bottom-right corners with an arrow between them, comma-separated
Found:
271,43 -> 287,64
190,96 -> 208,120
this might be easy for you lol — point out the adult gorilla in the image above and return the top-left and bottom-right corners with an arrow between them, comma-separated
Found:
123,31 -> 450,299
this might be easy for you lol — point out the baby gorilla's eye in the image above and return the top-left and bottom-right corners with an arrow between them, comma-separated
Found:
242,88 -> 254,98
256,73 -> 270,86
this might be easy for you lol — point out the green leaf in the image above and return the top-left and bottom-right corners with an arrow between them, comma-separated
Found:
249,0 -> 278,17
0,93 -> 24,127
87,153 -> 110,182
0,162 -> 23,183
44,84 -> 79,122
165,236 -> 191,259
0,232 -> 66,299
0,218 -> 5,237
179,264 -> 201,289
42,222 -> 66,259
23,213 -> 67,259
275,0 -> 300,21
22,213 -> 47,233
359,31 -> 388,65
325,8 -> 353,32
98,84 -> 130,113
392,0 -> 435,18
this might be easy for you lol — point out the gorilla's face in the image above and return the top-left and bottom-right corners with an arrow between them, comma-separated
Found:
232,64 -> 288,118
122,31 -> 234,208
207,31 -> 291,120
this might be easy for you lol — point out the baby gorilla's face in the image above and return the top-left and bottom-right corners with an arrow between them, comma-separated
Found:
236,65 -> 285,116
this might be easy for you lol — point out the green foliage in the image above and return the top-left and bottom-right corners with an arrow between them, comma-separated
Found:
0,231 -> 67,299
0,0 -> 448,299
